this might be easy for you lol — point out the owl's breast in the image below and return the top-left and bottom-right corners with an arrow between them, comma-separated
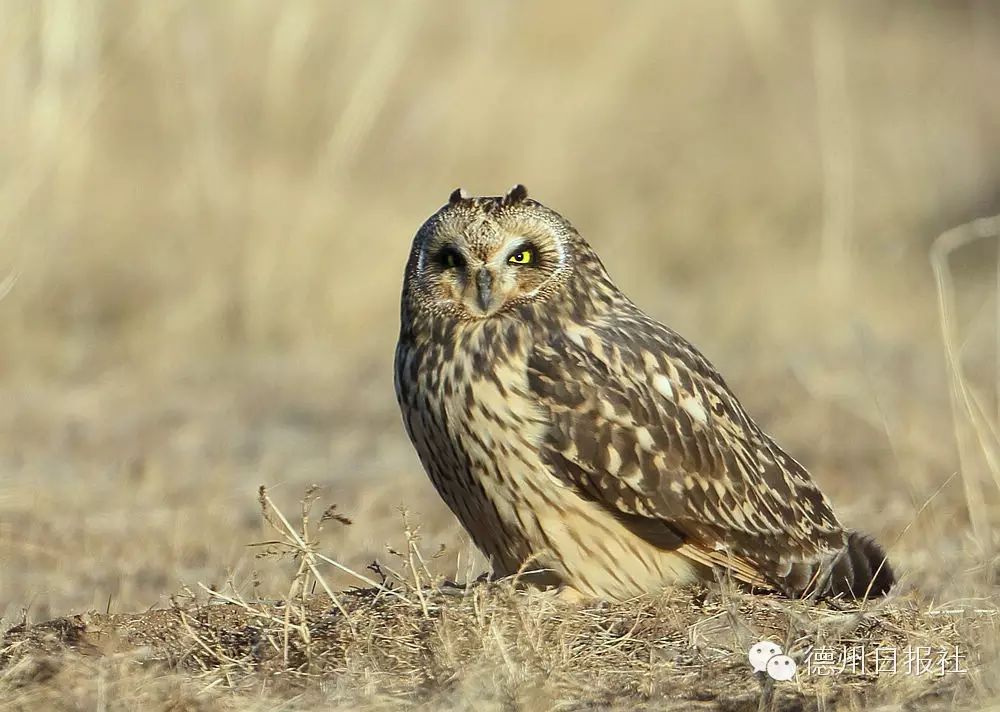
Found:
427,321 -> 547,481
394,319 -> 559,569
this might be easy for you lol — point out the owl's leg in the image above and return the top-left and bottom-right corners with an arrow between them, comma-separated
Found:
551,585 -> 590,604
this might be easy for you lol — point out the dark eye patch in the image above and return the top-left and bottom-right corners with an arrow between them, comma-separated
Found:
436,246 -> 465,270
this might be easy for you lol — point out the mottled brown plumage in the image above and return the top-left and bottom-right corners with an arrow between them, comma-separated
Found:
394,185 -> 894,601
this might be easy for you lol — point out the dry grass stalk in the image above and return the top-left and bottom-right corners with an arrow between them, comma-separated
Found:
931,215 -> 1000,547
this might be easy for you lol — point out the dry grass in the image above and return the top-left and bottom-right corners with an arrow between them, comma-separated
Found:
2,1 -> 1000,709
1,494 -> 995,711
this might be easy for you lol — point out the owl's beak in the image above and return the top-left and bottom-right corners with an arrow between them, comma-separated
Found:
475,269 -> 494,312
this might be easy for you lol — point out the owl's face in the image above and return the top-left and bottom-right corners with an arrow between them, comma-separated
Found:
405,186 -> 577,321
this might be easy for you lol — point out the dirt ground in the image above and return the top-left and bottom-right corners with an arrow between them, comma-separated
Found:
3,2 -> 1000,710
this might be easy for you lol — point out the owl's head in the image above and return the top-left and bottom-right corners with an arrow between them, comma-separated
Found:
403,185 -> 595,322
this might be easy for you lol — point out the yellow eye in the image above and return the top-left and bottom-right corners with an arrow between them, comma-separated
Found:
508,248 -> 534,265
445,253 -> 457,268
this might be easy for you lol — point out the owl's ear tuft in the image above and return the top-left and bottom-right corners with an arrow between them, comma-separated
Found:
449,188 -> 469,204
501,184 -> 529,206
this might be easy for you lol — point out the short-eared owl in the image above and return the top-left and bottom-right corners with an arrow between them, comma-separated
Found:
394,185 -> 894,601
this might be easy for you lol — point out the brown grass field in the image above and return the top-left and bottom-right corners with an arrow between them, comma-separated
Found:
2,2 -> 1000,709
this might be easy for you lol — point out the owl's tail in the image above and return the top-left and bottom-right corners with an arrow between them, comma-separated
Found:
814,531 -> 895,599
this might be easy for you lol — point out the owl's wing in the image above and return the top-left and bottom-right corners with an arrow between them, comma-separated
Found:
526,314 -> 847,592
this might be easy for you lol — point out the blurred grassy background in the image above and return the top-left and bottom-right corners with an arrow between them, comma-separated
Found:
2,1 -> 1000,624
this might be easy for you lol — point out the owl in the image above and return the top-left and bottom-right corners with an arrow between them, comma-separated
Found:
394,185 -> 894,601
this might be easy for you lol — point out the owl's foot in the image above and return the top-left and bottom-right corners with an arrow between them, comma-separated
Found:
552,585 -> 590,604
435,572 -> 495,597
